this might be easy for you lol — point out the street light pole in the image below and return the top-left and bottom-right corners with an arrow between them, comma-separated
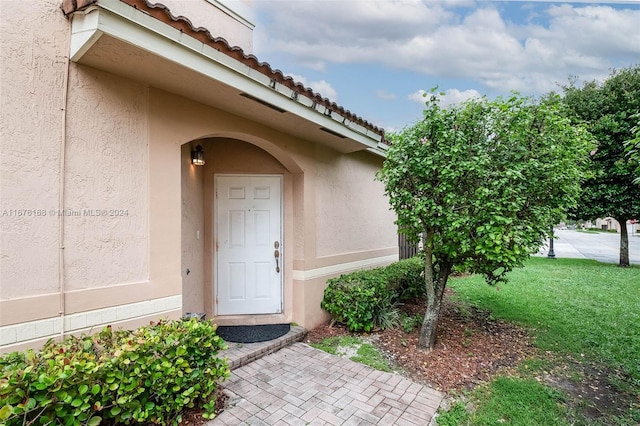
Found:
548,226 -> 556,259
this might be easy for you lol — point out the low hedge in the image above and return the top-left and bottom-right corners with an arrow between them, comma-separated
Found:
321,257 -> 425,332
384,256 -> 425,301
0,318 -> 230,425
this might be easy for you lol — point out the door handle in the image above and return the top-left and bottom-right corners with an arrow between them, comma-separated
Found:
274,249 -> 280,273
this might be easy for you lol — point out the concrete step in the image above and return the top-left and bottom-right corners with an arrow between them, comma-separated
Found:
218,325 -> 307,370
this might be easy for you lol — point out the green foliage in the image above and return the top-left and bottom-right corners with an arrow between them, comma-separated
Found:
379,90 -> 592,286
321,268 -> 398,332
309,336 -> 361,355
625,112 -> 640,184
438,377 -> 570,426
350,343 -> 393,372
378,89 -> 591,348
437,400 -> 471,426
563,66 -> 640,265
399,313 -> 423,333
321,258 -> 425,332
0,319 -> 230,425
384,256 -> 425,301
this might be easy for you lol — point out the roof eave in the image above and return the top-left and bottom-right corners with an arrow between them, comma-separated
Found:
62,0 -> 389,154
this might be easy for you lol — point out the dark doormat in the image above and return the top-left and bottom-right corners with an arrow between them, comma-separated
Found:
216,324 -> 291,343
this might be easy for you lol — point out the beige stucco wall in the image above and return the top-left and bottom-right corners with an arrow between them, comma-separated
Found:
0,1 -> 181,352
1,0 -> 397,351
64,66 -> 149,291
0,0 -> 69,299
181,143 -> 205,314
150,89 -> 397,329
315,147 -> 397,257
160,0 -> 254,52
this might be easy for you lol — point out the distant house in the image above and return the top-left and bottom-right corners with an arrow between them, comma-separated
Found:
0,0 -> 397,353
593,218 -> 638,235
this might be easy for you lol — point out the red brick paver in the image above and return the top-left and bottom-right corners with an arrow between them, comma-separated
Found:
209,343 -> 444,425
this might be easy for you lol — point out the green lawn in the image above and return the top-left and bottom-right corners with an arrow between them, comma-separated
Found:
449,257 -> 640,384
440,257 -> 640,425
438,377 -> 569,426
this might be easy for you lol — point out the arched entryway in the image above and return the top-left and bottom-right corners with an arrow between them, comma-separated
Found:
181,136 -> 302,325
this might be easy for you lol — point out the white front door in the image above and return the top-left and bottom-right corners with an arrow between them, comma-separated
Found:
215,174 -> 283,315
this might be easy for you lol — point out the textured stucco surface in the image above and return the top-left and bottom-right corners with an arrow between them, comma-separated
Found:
181,143 -> 205,314
0,0 -> 69,298
160,0 -> 254,52
1,0 -> 398,348
315,147 -> 398,257
64,66 -> 149,290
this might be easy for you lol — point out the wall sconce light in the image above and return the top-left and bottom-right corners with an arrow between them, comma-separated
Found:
191,144 -> 205,166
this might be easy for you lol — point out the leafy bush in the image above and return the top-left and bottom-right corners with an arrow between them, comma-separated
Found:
384,257 -> 425,301
400,313 -> 423,333
321,268 -> 398,332
321,257 -> 426,332
0,318 -> 229,425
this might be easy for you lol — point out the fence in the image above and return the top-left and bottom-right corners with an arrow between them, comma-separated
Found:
398,233 -> 419,260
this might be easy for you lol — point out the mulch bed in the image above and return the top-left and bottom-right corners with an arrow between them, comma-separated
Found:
306,289 -> 537,392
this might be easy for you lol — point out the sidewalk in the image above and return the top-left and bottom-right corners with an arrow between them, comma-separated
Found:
211,328 -> 444,425
536,229 -> 640,265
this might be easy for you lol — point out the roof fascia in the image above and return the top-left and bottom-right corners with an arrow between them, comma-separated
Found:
367,142 -> 389,158
68,0 -> 387,154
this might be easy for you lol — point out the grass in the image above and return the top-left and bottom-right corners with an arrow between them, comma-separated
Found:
577,228 -> 619,234
438,377 -> 569,426
443,257 -> 640,425
310,336 -> 393,372
449,257 -> 640,386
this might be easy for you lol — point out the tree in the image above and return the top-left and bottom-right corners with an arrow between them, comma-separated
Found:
563,66 -> 640,267
378,92 -> 591,350
625,112 -> 640,184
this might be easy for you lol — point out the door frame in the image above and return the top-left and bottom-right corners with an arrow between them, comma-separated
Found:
213,173 -> 284,316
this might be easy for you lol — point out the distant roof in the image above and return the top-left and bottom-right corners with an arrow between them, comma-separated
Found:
61,0 -> 387,143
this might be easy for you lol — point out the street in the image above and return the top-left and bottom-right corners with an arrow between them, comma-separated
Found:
537,229 -> 640,265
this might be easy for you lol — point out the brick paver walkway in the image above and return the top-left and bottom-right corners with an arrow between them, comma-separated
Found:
209,342 -> 444,425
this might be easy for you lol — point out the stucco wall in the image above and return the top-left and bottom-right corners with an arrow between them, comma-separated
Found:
315,146 -> 398,257
0,0 -> 69,299
0,1 -> 181,352
1,0 -> 397,347
64,66 -> 149,290
160,0 -> 254,52
181,143 -> 205,314
147,89 -> 398,328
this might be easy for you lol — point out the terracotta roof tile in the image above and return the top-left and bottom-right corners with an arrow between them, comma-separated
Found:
61,0 -> 387,142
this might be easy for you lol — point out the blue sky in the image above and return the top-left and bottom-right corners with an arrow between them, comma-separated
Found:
251,0 -> 640,132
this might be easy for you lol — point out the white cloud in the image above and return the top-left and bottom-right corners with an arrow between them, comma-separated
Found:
439,0 -> 476,8
287,73 -> 338,102
409,89 -> 482,107
376,90 -> 397,100
254,1 -> 640,96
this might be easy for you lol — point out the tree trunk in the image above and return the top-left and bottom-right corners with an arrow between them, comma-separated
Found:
418,278 -> 447,350
418,232 -> 451,350
618,218 -> 630,267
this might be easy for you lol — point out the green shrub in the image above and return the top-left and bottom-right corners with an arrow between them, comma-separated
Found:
0,318 -> 229,426
384,257 -> 425,301
400,313 -> 423,333
321,257 -> 426,332
321,268 -> 398,332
